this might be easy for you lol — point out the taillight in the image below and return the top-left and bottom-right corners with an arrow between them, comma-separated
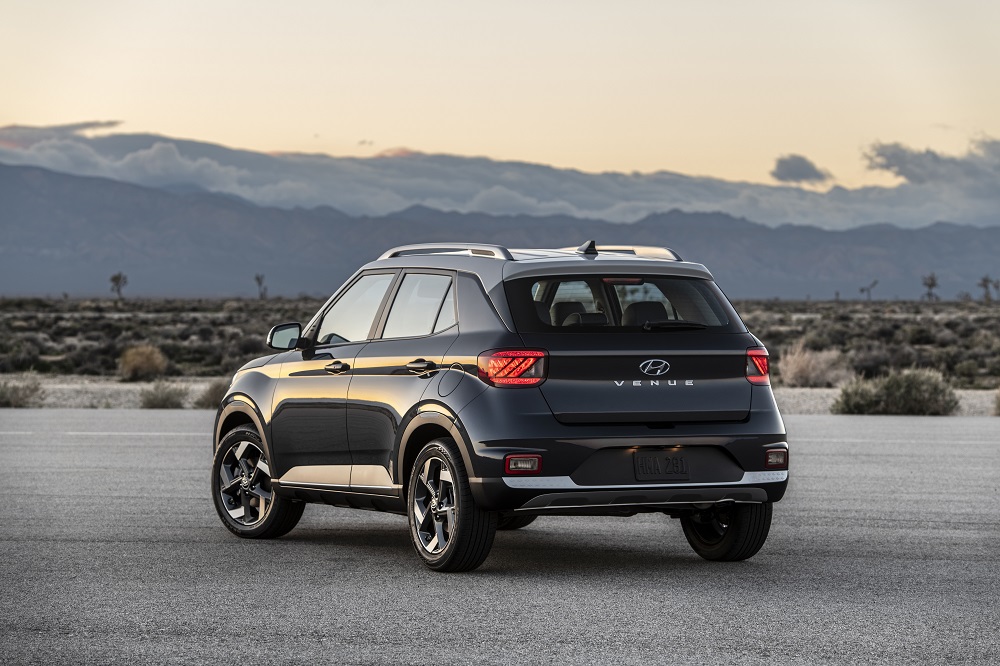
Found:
477,349 -> 547,387
746,347 -> 770,385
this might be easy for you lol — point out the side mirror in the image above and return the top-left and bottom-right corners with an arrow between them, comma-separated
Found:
267,322 -> 302,350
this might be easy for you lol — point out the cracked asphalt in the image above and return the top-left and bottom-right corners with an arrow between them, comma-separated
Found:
1,410 -> 997,665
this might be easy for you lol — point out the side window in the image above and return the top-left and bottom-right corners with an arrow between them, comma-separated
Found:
382,273 -> 454,339
315,273 -> 395,345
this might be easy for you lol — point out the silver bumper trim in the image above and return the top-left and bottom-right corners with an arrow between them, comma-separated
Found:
501,470 -> 787,490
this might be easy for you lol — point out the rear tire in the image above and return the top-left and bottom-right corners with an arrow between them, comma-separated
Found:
497,514 -> 537,530
211,425 -> 304,539
680,502 -> 772,561
407,438 -> 497,572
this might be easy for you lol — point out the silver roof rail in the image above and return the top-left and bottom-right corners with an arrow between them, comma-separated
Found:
378,243 -> 514,261
557,244 -> 683,261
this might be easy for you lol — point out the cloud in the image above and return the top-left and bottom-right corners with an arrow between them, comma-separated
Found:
865,139 -> 1000,189
2,123 -> 1000,230
0,121 -> 121,148
770,154 -> 832,184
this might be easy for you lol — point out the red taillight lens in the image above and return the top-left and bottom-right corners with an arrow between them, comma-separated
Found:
746,347 -> 770,385
478,349 -> 547,387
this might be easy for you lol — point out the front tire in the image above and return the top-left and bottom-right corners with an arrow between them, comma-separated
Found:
407,438 -> 497,572
680,502 -> 772,561
211,425 -> 304,539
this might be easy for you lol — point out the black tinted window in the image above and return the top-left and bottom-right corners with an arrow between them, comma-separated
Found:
382,273 -> 454,339
316,273 -> 394,344
505,275 -> 743,333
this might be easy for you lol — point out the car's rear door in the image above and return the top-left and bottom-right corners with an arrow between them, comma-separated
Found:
346,270 -> 458,488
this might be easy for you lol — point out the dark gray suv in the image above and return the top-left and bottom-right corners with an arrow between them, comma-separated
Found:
211,241 -> 788,571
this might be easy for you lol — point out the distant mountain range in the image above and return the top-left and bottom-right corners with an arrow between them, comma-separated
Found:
2,162 -> 999,299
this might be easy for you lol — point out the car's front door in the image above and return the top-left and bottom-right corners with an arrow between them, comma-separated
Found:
269,271 -> 397,480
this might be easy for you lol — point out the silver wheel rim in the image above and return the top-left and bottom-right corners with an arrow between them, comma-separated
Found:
413,456 -> 456,555
218,440 -> 273,527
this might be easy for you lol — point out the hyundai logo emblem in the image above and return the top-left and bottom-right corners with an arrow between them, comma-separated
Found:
639,359 -> 670,376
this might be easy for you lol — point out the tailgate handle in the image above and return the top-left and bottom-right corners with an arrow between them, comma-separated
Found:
406,359 -> 436,374
324,361 -> 350,374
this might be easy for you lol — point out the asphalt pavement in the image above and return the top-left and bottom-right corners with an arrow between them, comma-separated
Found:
0,410 -> 997,665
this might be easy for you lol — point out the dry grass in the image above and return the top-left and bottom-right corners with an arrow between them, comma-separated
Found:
832,369 -> 959,416
0,374 -> 46,407
777,339 -> 854,387
139,381 -> 188,409
193,378 -> 231,409
120,345 -> 168,382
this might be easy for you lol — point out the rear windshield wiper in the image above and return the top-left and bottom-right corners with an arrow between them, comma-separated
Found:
641,320 -> 708,331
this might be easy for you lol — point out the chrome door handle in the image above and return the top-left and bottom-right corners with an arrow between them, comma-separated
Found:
406,359 -> 436,374
325,361 -> 350,374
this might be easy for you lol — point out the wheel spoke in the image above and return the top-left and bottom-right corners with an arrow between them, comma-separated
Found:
442,506 -> 456,531
227,503 -> 245,520
439,468 -> 453,486
220,465 -> 241,492
241,490 -> 252,519
434,516 -> 447,549
234,441 -> 249,460
413,500 -> 429,527
255,458 -> 270,478
425,533 -> 439,553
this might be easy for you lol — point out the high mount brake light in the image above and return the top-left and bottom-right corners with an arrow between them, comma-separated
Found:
746,347 -> 770,385
478,349 -> 547,387
602,277 -> 644,285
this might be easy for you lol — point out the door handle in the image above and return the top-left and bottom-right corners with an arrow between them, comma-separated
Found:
325,361 -> 350,374
406,359 -> 436,374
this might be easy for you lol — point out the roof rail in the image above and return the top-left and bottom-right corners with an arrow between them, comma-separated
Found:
558,244 -> 683,261
378,243 -> 514,261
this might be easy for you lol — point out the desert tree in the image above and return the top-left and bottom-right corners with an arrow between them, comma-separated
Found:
921,273 -> 939,301
978,275 -> 993,303
254,273 -> 268,300
110,272 -> 128,300
859,280 -> 878,302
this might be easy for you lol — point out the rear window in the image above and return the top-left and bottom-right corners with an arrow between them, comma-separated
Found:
506,275 -> 745,333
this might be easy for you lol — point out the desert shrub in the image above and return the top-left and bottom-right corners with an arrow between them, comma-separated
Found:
953,359 -> 979,379
832,369 -> 958,416
0,375 -> 46,407
139,382 -> 188,409
120,345 -> 168,381
193,378 -> 230,409
778,340 -> 853,387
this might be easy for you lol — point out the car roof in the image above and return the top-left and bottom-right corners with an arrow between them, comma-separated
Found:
362,241 -> 715,290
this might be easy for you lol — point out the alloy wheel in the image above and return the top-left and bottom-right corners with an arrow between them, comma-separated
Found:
412,456 -> 457,554
218,440 -> 273,527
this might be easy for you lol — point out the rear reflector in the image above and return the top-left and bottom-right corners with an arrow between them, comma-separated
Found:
505,454 -> 542,474
765,449 -> 788,469
746,347 -> 770,385
478,349 -> 547,387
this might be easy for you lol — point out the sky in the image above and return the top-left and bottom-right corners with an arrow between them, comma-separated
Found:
2,1 -> 999,188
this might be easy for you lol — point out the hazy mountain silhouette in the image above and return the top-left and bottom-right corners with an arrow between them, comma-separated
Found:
2,163 -> 998,299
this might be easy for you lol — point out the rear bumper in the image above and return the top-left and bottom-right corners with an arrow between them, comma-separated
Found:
455,383 -> 788,512
471,472 -> 787,512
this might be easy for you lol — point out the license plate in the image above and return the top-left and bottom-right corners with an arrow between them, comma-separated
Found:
633,451 -> 690,481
